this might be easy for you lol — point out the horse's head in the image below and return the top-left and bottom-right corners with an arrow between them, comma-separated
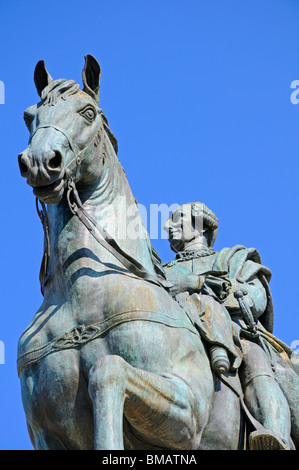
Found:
18,55 -> 107,204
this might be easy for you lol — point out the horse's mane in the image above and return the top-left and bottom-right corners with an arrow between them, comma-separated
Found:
100,112 -> 118,155
41,79 -> 79,106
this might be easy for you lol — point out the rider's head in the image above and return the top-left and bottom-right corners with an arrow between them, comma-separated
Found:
164,202 -> 218,253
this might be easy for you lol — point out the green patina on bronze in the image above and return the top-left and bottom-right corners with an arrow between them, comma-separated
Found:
18,56 -> 299,450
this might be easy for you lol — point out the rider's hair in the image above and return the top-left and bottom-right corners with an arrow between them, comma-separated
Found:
190,202 -> 218,232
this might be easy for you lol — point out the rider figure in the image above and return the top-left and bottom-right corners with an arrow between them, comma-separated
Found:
163,202 -> 292,450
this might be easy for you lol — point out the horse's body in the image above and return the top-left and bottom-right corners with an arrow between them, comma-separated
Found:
17,56 -> 243,450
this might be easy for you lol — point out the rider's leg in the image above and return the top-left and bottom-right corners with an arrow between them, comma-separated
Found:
239,339 -> 291,448
88,354 -> 213,450
199,373 -> 243,450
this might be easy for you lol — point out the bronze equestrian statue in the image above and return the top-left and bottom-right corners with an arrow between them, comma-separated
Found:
17,55 -> 299,450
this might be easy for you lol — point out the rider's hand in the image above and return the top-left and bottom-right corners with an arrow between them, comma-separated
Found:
168,274 -> 204,295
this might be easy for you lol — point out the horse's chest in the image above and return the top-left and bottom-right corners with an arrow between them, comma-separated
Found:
17,278 -> 162,381
59,274 -> 161,321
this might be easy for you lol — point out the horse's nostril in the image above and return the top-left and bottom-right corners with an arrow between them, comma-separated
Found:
47,151 -> 63,171
18,153 -> 28,176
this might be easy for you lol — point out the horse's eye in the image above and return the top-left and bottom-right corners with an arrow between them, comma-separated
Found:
24,112 -> 34,130
80,106 -> 96,122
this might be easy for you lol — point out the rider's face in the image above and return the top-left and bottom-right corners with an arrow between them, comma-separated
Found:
166,205 -> 204,252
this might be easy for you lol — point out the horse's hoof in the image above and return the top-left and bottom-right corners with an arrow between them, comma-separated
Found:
249,430 -> 290,450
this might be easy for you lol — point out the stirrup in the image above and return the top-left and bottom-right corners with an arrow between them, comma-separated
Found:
249,430 -> 290,450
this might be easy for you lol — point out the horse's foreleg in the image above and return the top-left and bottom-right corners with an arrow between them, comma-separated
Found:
88,355 -> 127,449
88,354 -> 208,450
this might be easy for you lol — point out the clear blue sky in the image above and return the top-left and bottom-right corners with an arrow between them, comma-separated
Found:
0,0 -> 298,450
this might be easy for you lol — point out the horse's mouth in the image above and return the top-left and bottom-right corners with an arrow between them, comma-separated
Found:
32,177 -> 66,202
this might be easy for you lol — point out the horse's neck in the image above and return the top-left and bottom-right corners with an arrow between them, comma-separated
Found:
48,134 -> 155,277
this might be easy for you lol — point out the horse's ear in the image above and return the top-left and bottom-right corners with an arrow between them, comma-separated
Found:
82,55 -> 101,105
34,60 -> 53,97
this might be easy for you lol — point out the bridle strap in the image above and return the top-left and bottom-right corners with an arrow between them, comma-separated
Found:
36,198 -> 50,295
34,121 -> 103,294
30,125 -> 78,153
34,122 -> 171,293
66,178 -> 172,290
30,124 -> 102,176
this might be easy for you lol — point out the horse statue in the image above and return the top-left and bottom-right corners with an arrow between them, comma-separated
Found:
17,55 -> 298,450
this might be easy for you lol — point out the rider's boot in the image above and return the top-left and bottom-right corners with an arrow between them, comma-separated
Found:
249,429 -> 291,450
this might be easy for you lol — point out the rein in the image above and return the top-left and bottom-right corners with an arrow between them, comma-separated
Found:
35,122 -> 171,294
30,123 -> 102,178
65,177 -> 171,290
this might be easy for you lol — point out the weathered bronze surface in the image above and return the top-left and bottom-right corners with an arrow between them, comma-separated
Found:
164,202 -> 299,450
18,56 -> 299,450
